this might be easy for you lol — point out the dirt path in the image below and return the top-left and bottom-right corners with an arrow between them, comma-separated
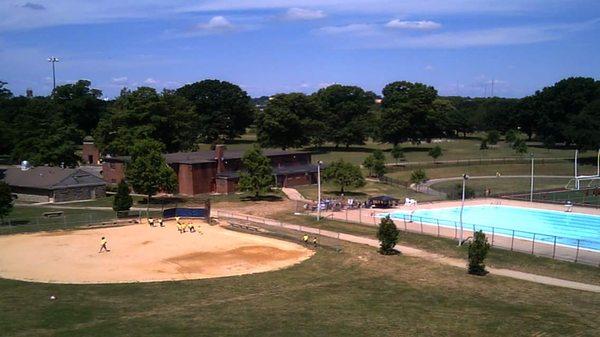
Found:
215,210 -> 600,293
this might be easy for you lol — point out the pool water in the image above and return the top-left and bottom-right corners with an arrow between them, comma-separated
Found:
385,205 -> 600,250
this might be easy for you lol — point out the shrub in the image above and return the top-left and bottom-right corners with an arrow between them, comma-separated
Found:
428,145 -> 443,162
486,130 -> 500,145
468,230 -> 490,275
449,183 -> 475,200
410,169 -> 428,185
113,180 -> 133,212
480,139 -> 488,150
377,216 -> 400,255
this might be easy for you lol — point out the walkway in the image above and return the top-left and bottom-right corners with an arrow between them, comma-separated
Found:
282,187 -> 313,203
214,210 -> 600,293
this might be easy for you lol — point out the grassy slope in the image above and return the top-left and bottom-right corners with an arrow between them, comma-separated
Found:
294,181 -> 442,202
272,212 -> 600,286
431,177 -> 571,197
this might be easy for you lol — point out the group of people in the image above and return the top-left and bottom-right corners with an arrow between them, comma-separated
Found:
175,216 -> 201,235
147,217 -> 164,227
302,234 -> 318,247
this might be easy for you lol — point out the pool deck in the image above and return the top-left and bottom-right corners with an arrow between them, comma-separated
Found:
318,198 -> 600,266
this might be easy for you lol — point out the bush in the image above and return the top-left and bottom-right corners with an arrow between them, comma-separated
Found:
486,130 -> 500,145
377,216 -> 400,255
391,145 -> 404,163
113,181 -> 133,212
512,138 -> 528,154
428,145 -> 443,162
468,230 -> 490,275
505,129 -> 519,143
410,169 -> 428,185
448,183 -> 475,200
479,139 -> 488,150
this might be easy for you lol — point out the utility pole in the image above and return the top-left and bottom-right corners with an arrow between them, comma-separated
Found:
317,161 -> 323,221
491,79 -> 495,97
48,57 -> 59,91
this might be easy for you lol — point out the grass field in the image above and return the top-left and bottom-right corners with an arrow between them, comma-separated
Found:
431,177 -> 572,198
294,180 -> 442,202
1,226 -> 598,336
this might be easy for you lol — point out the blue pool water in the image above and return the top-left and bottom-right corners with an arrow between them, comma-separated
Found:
384,205 -> 600,250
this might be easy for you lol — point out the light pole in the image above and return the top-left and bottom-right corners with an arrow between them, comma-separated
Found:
48,57 -> 59,91
529,153 -> 535,202
459,174 -> 469,246
317,160 -> 323,221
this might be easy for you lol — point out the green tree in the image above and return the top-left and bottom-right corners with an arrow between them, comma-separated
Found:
238,146 -> 275,198
468,230 -> 491,275
322,159 -> 365,194
52,80 -> 106,135
0,182 -> 13,224
479,139 -> 488,150
410,169 -> 428,185
314,84 -> 375,148
428,145 -> 443,162
94,87 -> 197,155
113,180 -> 133,212
566,99 -> 600,151
176,80 -> 254,142
486,130 -> 500,145
377,216 -> 400,255
390,145 -> 404,164
0,81 -> 13,100
363,150 -> 386,177
512,138 -> 528,154
377,81 -> 440,144
505,129 -> 520,143
126,139 -> 178,216
256,93 -> 325,149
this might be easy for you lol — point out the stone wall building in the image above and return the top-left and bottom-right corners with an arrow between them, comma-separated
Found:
3,166 -> 106,202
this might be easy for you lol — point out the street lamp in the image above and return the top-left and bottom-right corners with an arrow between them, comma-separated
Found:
529,153 -> 535,202
317,161 -> 323,221
47,57 -> 59,91
458,173 -> 469,246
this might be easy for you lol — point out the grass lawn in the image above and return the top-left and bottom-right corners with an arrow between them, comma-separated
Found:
1,227 -> 599,336
1,207 -> 118,236
431,177 -> 572,198
294,180 -> 442,202
271,212 -> 600,286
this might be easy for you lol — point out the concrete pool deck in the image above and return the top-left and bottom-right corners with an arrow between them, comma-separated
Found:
317,198 -> 600,266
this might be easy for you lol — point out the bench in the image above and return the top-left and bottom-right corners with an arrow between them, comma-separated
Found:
42,211 -> 63,218
229,222 -> 260,232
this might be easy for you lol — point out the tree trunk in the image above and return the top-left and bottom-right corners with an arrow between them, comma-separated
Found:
341,186 -> 345,194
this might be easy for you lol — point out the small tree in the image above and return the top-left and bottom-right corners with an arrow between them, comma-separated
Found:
113,180 -> 133,212
126,139 -> 178,217
390,145 -> 404,164
505,129 -> 519,143
410,169 -> 428,185
479,139 -> 488,150
322,159 -> 365,194
238,146 -> 275,199
468,230 -> 490,275
363,155 -> 375,177
428,145 -> 443,162
363,150 -> 386,177
486,130 -> 500,145
377,216 -> 400,255
512,138 -> 528,154
0,182 -> 13,224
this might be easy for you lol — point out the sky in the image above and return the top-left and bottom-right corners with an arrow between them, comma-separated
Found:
0,0 -> 599,99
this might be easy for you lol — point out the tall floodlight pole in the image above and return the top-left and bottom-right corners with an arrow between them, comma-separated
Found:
458,174 -> 469,246
530,153 -> 535,202
48,57 -> 59,91
597,149 -> 599,177
317,160 -> 323,221
574,149 -> 579,190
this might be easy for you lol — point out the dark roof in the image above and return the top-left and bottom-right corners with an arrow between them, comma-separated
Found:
3,166 -> 106,190
217,163 -> 319,180
368,195 -> 400,202
104,149 -> 309,165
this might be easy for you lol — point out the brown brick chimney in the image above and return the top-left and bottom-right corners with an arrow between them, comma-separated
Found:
215,144 -> 226,173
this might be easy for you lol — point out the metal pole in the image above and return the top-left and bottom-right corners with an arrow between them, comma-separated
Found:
575,239 -> 580,262
317,161 -> 322,221
530,154 -> 534,202
574,150 -> 579,190
458,174 -> 468,246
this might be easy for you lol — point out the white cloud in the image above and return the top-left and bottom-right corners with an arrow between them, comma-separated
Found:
385,20 -> 441,30
144,78 -> 158,85
111,76 -> 128,84
194,16 -> 235,32
424,65 -> 434,71
283,8 -> 326,20
317,23 -> 377,36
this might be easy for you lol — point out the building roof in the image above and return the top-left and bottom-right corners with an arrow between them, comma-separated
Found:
368,195 -> 400,202
2,166 -> 106,190
216,163 -> 319,180
104,149 -> 309,165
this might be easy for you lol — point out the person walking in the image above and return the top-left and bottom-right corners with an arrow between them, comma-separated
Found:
99,237 -> 110,253
303,234 -> 309,244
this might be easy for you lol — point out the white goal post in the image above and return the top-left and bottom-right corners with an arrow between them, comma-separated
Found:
569,149 -> 600,190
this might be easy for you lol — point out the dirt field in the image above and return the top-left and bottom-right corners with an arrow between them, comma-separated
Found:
0,220 -> 313,284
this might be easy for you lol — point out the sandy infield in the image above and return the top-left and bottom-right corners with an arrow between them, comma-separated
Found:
0,220 -> 313,284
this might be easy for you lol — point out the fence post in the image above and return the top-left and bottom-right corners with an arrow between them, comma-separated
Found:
436,219 -> 440,237
420,220 -> 423,233
454,222 -> 457,239
552,236 -> 557,259
510,230 -> 515,251
575,239 -> 580,262
491,227 -> 495,245
359,208 -> 362,224
531,233 -> 536,254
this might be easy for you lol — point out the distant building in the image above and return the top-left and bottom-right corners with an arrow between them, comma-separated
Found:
2,166 -> 106,202
26,88 -> 33,98
102,145 -> 318,195
82,135 -> 101,165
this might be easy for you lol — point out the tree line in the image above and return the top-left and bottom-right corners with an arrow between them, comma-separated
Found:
1,76 -> 598,166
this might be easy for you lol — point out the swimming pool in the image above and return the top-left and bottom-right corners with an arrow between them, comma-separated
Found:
384,205 -> 600,250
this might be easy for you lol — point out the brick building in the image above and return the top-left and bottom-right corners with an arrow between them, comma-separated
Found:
82,135 -> 101,165
102,145 -> 318,195
3,166 -> 106,202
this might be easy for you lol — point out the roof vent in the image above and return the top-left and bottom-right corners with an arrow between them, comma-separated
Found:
20,160 -> 31,171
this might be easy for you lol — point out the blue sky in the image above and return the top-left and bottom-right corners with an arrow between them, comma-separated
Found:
1,0 -> 599,98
